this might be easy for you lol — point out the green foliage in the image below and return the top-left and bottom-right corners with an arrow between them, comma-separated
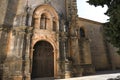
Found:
87,0 -> 120,54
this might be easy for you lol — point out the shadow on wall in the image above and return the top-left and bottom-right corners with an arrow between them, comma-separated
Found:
3,0 -> 19,27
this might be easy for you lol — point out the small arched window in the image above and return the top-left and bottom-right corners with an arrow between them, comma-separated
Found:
40,14 -> 47,29
80,28 -> 85,37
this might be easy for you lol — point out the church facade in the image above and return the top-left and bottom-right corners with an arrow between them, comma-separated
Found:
0,0 -> 120,80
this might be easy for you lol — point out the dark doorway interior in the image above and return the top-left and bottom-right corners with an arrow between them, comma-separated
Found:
31,41 -> 54,79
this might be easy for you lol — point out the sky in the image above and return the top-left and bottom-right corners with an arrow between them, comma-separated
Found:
77,0 -> 109,23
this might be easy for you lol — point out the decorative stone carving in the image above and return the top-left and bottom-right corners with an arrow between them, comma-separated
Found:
44,0 -> 51,4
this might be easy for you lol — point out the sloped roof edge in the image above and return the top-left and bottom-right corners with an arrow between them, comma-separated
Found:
78,17 -> 104,25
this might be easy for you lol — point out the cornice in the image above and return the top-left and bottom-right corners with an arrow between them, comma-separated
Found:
78,17 -> 104,25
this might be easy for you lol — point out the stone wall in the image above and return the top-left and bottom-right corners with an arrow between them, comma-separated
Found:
12,0 -> 66,27
0,26 -> 32,80
77,17 -> 120,71
0,0 -> 66,27
107,43 -> 120,69
2,0 -> 120,79
0,0 -> 68,79
0,0 -> 8,25
77,18 -> 110,70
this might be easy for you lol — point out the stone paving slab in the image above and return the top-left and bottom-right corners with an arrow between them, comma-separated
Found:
57,73 -> 120,80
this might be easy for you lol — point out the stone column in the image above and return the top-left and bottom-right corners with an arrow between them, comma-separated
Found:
57,33 -> 65,78
22,27 -> 32,80
1,27 -> 15,80
6,27 -> 26,80
58,26 -> 72,78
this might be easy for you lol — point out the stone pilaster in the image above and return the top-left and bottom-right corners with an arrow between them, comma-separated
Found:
58,31 -> 67,78
66,0 -> 82,77
0,26 -> 12,80
58,20 -> 72,78
22,27 -> 32,80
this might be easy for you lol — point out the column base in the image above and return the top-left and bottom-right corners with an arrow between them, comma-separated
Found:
23,75 -> 31,80
64,71 -> 71,78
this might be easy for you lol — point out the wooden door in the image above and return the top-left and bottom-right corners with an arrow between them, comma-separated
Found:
31,41 -> 54,78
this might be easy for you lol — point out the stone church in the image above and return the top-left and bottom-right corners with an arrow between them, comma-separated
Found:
0,0 -> 120,80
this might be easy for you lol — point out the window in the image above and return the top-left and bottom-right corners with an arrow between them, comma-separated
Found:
40,14 -> 47,29
80,28 -> 85,37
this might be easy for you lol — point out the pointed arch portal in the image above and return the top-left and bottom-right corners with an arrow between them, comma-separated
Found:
31,41 -> 54,79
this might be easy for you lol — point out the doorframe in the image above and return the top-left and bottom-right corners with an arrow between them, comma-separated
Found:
30,39 -> 59,78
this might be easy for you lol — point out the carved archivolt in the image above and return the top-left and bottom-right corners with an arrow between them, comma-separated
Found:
33,4 -> 59,32
32,4 -> 59,48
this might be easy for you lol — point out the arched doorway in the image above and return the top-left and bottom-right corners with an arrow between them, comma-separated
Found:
31,41 -> 54,79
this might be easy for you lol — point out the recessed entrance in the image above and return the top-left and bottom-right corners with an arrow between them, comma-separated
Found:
31,41 -> 54,79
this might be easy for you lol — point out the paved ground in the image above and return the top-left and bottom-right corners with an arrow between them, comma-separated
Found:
58,73 -> 120,80
32,72 -> 120,80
